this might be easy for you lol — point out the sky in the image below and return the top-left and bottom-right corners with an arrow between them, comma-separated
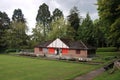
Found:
0,0 -> 98,34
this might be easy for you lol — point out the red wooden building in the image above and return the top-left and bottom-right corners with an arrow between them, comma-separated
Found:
34,38 -> 96,58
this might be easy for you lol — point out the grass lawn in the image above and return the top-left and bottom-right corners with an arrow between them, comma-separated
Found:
92,51 -> 120,63
0,54 -> 99,80
96,52 -> 120,57
93,70 -> 120,80
93,50 -> 120,80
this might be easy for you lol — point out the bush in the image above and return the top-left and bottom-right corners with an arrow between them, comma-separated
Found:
0,48 -> 6,53
103,56 -> 115,61
5,49 -> 20,53
97,47 -> 117,52
21,49 -> 34,52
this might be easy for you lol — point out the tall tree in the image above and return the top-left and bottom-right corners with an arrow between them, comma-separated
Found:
0,11 -> 10,48
77,13 -> 95,46
12,9 -> 25,23
36,3 -> 51,38
97,0 -> 120,49
47,18 -> 75,40
6,22 -> 28,49
97,0 -> 120,24
52,8 -> 63,21
67,6 -> 81,40
67,6 -> 80,31
109,18 -> 120,49
93,19 -> 107,47
32,23 -> 44,45
8,9 -> 29,49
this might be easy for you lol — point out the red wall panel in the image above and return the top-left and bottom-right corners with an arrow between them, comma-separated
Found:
48,48 -> 55,54
62,48 -> 68,54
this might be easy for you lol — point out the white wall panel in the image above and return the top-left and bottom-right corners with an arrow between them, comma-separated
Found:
47,38 -> 69,48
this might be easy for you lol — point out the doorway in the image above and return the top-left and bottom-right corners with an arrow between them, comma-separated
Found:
55,48 -> 61,55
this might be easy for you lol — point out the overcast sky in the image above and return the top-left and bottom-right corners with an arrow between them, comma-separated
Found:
0,0 -> 98,34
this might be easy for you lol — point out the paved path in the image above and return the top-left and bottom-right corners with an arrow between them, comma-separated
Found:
74,68 -> 105,80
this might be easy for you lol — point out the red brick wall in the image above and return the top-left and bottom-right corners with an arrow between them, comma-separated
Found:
34,47 -> 88,58
62,49 -> 87,58
34,48 -> 43,54
80,50 -> 87,58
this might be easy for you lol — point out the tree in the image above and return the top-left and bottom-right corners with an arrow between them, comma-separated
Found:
97,0 -> 120,49
0,11 -> 10,48
93,19 -> 107,47
36,3 -> 51,38
109,18 -> 120,50
97,0 -> 120,24
77,13 -> 95,46
32,23 -> 44,45
67,6 -> 80,31
8,9 -> 29,49
12,9 -> 25,23
47,18 -> 75,40
67,6 -> 81,40
6,22 -> 28,49
52,8 -> 63,21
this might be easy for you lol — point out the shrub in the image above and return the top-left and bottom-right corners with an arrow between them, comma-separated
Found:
97,47 -> 117,52
0,48 -> 6,53
5,49 -> 20,53
21,49 -> 34,52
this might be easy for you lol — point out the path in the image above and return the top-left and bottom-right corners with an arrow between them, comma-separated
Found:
74,68 -> 105,80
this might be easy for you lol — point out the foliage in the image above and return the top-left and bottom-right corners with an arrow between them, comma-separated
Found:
77,13 -> 95,46
93,19 -> 109,47
12,9 -> 26,23
32,23 -> 44,45
0,55 -> 98,80
97,0 -> 120,49
52,8 -> 63,21
96,47 -> 117,52
9,9 -> 29,49
0,11 -> 10,48
6,22 -> 29,49
67,6 -> 81,39
109,18 -> 120,49
5,49 -> 20,53
36,3 -> 51,38
47,18 -> 75,40
97,0 -> 120,24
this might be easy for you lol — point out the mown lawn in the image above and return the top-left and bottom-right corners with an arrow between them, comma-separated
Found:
92,51 -> 120,63
93,48 -> 120,80
96,52 -> 120,57
94,70 -> 120,80
0,55 -> 98,80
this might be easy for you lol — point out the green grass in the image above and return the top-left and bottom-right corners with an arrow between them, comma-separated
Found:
0,55 -> 98,80
96,52 -> 120,57
92,51 -> 120,63
94,70 -> 120,80
1,47 -> 119,80
93,49 -> 120,80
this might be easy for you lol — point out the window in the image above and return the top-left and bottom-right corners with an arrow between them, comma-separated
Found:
76,50 -> 80,54
39,48 -> 42,51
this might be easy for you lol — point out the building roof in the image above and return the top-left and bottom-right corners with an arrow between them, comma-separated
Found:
35,38 -> 96,50
35,40 -> 54,48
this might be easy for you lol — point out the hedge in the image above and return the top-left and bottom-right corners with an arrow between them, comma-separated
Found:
96,47 -> 117,52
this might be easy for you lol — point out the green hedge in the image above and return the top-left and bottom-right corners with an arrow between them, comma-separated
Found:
21,49 -> 34,52
5,49 -> 21,53
96,47 -> 117,52
0,48 -> 6,53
